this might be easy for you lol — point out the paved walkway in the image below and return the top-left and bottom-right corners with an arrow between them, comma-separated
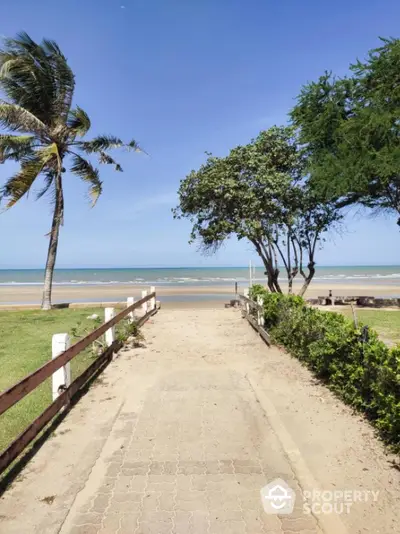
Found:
59,310 -> 320,534
0,308 -> 399,534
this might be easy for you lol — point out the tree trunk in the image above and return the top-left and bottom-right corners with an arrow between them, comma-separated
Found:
287,267 -> 298,295
288,276 -> 293,294
299,263 -> 316,297
264,267 -> 282,293
265,273 -> 275,292
251,238 -> 282,294
272,269 -> 282,293
41,173 -> 64,310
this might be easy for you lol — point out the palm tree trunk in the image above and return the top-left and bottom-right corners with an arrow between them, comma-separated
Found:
41,173 -> 63,310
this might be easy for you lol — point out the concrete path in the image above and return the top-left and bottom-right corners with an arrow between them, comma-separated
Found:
0,308 -> 399,534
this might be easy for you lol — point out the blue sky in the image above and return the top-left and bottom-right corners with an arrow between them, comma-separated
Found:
1,0 -> 399,268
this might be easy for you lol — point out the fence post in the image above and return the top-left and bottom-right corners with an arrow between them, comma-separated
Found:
105,307 -> 115,347
257,297 -> 264,326
150,286 -> 156,311
243,288 -> 250,315
52,333 -> 71,401
127,297 -> 135,323
141,290 -> 148,315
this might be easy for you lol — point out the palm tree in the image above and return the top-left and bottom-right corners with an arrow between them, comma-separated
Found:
0,33 -> 142,309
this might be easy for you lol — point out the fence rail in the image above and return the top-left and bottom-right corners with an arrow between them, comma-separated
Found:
239,293 -> 270,345
0,291 -> 157,474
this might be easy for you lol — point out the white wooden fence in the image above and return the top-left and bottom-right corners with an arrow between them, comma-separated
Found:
240,291 -> 270,345
51,287 -> 157,401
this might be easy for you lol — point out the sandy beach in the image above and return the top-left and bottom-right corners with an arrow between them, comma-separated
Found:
0,280 -> 399,308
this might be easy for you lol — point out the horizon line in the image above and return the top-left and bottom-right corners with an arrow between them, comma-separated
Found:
0,264 -> 399,270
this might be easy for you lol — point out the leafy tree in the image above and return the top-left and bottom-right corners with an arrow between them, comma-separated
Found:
291,38 -> 400,225
0,33 -> 142,309
174,127 -> 341,295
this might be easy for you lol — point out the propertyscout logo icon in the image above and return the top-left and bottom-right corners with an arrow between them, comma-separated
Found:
260,478 -> 296,515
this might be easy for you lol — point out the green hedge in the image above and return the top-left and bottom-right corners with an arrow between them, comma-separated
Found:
249,285 -> 400,449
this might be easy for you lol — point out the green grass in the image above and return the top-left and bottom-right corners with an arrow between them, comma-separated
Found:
340,308 -> 400,345
0,307 -> 104,454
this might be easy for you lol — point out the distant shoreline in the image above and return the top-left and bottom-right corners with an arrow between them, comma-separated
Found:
0,278 -> 399,287
0,265 -> 399,291
0,281 -> 399,306
0,265 -> 399,305
0,265 -> 399,270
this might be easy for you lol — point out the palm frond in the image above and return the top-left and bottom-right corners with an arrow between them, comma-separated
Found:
0,34 -> 57,123
36,171 -> 56,200
127,139 -> 144,153
37,142 -> 61,170
76,135 -> 125,154
67,106 -> 91,137
0,33 -> 75,124
42,38 -> 75,120
2,32 -> 37,54
0,102 -> 47,135
41,39 -> 64,58
0,57 -> 23,78
70,153 -> 103,206
98,151 -> 123,171
0,148 -> 55,207
0,134 -> 37,162
76,135 -> 145,156
0,61 -> 46,114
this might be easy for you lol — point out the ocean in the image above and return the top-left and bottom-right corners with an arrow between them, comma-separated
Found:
0,266 -> 399,287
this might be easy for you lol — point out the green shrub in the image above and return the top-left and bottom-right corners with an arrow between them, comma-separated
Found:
249,285 -> 400,449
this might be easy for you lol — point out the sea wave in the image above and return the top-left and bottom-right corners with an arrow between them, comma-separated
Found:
0,272 -> 399,286
313,273 -> 400,280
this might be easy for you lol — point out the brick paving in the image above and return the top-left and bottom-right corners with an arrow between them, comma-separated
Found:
60,312 -> 322,534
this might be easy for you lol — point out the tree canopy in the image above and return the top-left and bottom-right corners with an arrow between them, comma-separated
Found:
174,127 -> 341,294
291,37 -> 400,225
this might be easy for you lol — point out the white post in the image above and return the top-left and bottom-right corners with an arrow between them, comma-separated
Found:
150,286 -> 156,311
52,333 -> 71,401
257,297 -> 264,326
244,288 -> 250,315
105,307 -> 115,347
127,297 -> 135,322
141,290 -> 148,315
249,260 -> 252,288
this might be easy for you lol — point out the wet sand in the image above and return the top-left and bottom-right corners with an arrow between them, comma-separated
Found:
0,281 -> 398,308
